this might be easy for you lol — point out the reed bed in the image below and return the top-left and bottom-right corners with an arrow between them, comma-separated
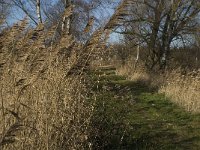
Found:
116,58 -> 200,113
159,69 -> 200,113
0,19 -> 95,149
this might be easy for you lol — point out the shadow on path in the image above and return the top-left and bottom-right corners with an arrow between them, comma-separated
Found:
89,67 -> 200,150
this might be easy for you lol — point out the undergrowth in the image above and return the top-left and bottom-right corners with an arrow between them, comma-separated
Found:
116,58 -> 200,113
90,67 -> 200,149
0,1 -> 138,149
0,19 -> 95,149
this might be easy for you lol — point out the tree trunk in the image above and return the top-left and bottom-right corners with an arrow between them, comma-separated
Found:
61,0 -> 72,35
147,2 -> 162,70
36,0 -> 42,23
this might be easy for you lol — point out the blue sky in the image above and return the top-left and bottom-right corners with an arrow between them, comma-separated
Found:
6,0 -> 122,42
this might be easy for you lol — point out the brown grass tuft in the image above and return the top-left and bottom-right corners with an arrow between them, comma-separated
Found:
116,57 -> 151,85
116,57 -> 200,113
159,69 -> 200,113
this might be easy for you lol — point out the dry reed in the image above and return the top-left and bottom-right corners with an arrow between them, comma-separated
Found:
116,57 -> 151,84
116,57 -> 200,113
0,1 -> 136,149
159,69 -> 200,113
0,18 -> 95,149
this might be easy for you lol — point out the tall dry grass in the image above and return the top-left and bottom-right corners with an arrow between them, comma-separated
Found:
116,57 -> 151,84
0,1 -> 148,149
116,57 -> 200,113
159,69 -> 200,113
0,19 -> 96,149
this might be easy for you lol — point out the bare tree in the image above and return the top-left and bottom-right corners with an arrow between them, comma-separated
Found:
7,0 -> 117,41
43,0 -> 114,40
120,0 -> 200,70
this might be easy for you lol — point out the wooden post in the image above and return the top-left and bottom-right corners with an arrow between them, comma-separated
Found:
133,44 -> 140,71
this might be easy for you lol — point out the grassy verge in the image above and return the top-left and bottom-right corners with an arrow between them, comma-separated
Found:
89,67 -> 200,150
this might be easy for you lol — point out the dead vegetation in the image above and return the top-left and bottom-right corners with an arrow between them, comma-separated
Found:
0,0 -> 135,149
0,18 -> 95,149
1,0 -> 200,149
116,55 -> 200,113
159,69 -> 200,113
